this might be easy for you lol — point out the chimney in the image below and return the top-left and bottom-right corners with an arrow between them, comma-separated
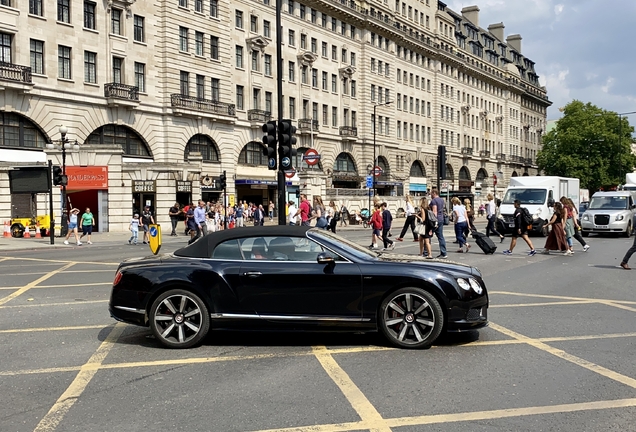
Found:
488,22 -> 505,42
461,6 -> 480,27
507,34 -> 522,53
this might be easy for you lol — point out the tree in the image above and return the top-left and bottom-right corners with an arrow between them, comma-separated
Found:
536,100 -> 636,192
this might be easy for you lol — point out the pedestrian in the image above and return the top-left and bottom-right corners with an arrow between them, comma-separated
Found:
485,193 -> 505,243
141,206 -> 154,244
542,201 -> 568,254
78,207 -> 95,244
478,203 -> 485,217
415,197 -> 433,258
288,200 -> 298,226
313,196 -> 328,228
253,204 -> 265,226
235,204 -> 244,227
560,197 -> 576,255
328,201 -> 339,233
268,201 -> 275,221
64,208 -> 82,246
128,213 -> 140,245
186,206 -> 198,244
381,202 -> 395,251
619,230 -> 636,270
192,200 -> 207,239
369,203 -> 383,249
429,190 -> 448,258
502,199 -> 536,256
339,204 -> 349,227
183,202 -> 191,235
452,197 -> 470,253
169,202 -> 180,236
566,197 -> 590,252
299,194 -> 311,226
397,195 -> 418,243
463,198 -> 476,238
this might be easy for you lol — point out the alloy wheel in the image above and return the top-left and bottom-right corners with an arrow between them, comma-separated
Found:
150,290 -> 209,348
380,289 -> 443,348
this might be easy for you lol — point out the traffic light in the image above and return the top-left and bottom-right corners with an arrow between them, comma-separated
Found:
52,166 -> 67,186
278,119 -> 297,170
437,145 -> 447,179
219,170 -> 227,190
295,189 -> 300,199
262,120 -> 277,170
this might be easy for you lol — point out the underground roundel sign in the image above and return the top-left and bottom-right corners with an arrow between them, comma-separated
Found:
303,148 -> 321,166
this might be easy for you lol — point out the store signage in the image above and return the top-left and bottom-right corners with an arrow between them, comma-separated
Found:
133,180 -> 156,193
66,166 -> 108,190
176,181 -> 192,193
303,149 -> 321,166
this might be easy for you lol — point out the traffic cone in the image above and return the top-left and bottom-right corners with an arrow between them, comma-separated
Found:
3,221 -> 9,238
35,221 -> 42,238
23,226 -> 31,238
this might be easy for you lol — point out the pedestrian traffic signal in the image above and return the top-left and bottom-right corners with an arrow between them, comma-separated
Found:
437,145 -> 446,180
295,189 -> 300,199
219,170 -> 227,190
262,121 -> 277,170
278,119 -> 297,169
52,166 -> 67,186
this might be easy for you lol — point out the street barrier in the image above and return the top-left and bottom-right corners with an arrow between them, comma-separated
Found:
23,226 -> 31,238
3,221 -> 10,238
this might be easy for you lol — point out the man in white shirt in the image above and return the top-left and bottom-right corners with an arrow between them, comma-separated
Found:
288,201 -> 298,225
485,193 -> 504,242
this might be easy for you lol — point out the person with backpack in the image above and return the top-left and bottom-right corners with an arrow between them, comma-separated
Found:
369,204 -> 383,249
503,199 -> 536,256
451,197 -> 470,253
380,202 -> 395,251
328,200 -> 340,233
415,197 -> 436,258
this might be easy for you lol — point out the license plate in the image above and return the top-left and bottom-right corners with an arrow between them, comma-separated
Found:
508,223 -> 515,228
596,225 -> 608,229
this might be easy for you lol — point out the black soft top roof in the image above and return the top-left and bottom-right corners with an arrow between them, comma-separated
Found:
174,225 -> 312,258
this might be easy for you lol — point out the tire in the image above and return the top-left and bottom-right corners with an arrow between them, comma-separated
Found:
363,220 -> 369,229
149,289 -> 210,349
624,222 -> 632,238
10,223 -> 24,238
379,287 -> 444,349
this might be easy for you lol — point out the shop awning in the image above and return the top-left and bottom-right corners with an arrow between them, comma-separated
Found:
235,179 -> 292,186
409,183 -> 427,192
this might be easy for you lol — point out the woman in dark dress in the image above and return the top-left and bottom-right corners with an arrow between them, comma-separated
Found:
542,202 -> 568,254
415,197 -> 433,259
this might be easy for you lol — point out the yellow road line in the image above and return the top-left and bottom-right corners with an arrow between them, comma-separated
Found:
312,346 -> 391,432
1,257 -> 120,265
490,291 -> 636,306
491,300 -> 596,308
597,301 -> 636,313
33,323 -> 125,432
0,282 -> 112,291
0,299 -> 108,309
250,420 -> 368,432
0,269 -> 114,276
490,323 -> 636,390
0,262 -> 75,306
0,325 -> 107,334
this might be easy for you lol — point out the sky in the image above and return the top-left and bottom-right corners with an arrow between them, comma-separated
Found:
446,0 -> 636,121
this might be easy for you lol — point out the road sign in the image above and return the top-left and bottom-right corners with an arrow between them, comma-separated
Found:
268,158 -> 276,169
303,148 -> 321,166
284,169 -> 296,179
148,224 -> 162,255
365,175 -> 373,188
372,166 -> 383,177
442,182 -> 449,189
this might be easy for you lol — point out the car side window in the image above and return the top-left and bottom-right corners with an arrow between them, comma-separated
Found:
211,239 -> 244,260
239,236 -> 343,262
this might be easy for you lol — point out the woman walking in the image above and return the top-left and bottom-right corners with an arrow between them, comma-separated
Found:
561,197 -> 576,255
327,201 -> 339,233
463,198 -> 476,238
63,208 -> 82,246
397,195 -> 418,242
79,207 -> 95,244
313,196 -> 328,228
485,193 -> 505,242
451,197 -> 470,253
542,202 -> 568,254
415,197 -> 433,259
567,197 -> 589,252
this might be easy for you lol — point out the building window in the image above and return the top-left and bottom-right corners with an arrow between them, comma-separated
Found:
58,45 -> 71,79
195,0 -> 203,12
351,80 -> 356,98
111,9 -> 122,35
322,42 -> 327,57
179,0 -> 187,7
134,15 -> 145,42
287,0 -> 293,14
211,78 -> 219,101
321,13 -> 327,27
301,66 -> 307,84
134,62 -> 145,92
112,57 -> 122,83
238,142 -> 267,165
86,125 -> 150,157
196,74 -> 205,99
288,29 -> 295,46
322,71 -> 327,90
289,97 -> 295,118
235,45 -> 243,68
30,39 -> 44,75
236,85 -> 244,110
210,36 -> 219,59
210,0 -> 218,17
311,68 -> 318,88
264,54 -> 272,76
195,31 -> 204,56
350,52 -> 356,66
235,10 -> 243,28
341,48 -> 347,63
251,50 -> 259,71
265,91 -> 272,113
332,107 -> 337,126
84,51 -> 96,83
250,15 -> 258,32
311,38 -> 317,54
299,4 -> 305,19
300,34 -> 306,49
263,20 -> 270,38
371,85 -> 376,102
57,0 -> 70,23
332,45 -> 337,60
29,0 -> 43,16
253,88 -> 261,109
331,74 -> 337,92
180,71 -> 189,96
179,27 -> 188,51
84,1 -> 96,29
288,61 -> 295,82
185,135 -> 219,161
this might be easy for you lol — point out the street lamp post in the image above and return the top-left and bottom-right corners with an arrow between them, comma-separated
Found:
371,101 -> 392,212
46,126 -> 79,236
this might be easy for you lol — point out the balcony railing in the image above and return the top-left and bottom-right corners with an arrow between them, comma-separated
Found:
0,62 -> 32,83
247,109 -> 271,122
496,153 -> 506,161
171,94 -> 235,116
461,147 -> 473,156
298,118 -> 319,132
339,126 -> 358,137
479,150 -> 491,159
104,83 -> 139,101
509,155 -> 524,164
524,157 -> 534,166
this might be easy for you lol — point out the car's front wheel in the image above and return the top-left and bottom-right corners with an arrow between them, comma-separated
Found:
149,289 -> 210,349
624,222 -> 632,238
379,287 -> 444,349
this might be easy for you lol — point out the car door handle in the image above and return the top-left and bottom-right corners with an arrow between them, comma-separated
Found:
243,271 -> 262,278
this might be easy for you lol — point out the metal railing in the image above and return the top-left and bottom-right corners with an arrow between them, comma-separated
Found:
248,109 -> 271,122
496,153 -> 506,161
0,62 -> 32,83
104,82 -> 139,101
171,94 -> 235,116
339,126 -> 358,137
479,150 -> 491,158
461,147 -> 473,155
298,118 -> 319,131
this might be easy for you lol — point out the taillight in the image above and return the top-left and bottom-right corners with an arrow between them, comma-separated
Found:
113,271 -> 123,286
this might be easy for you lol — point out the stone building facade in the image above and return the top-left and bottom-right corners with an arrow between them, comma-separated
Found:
0,0 -> 550,231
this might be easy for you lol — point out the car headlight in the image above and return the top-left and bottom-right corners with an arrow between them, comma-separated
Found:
583,214 -> 589,221
616,214 -> 624,221
457,278 -> 471,291
469,278 -> 483,294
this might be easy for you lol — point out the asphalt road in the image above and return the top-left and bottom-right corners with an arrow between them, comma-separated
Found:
1,224 -> 636,432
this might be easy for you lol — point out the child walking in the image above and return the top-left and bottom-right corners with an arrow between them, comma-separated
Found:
128,213 -> 140,245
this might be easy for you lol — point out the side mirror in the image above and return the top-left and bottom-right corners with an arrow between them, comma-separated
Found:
547,199 -> 555,207
317,252 -> 335,265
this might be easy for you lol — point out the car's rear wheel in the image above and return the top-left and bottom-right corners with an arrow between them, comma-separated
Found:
379,287 -> 444,349
149,289 -> 210,349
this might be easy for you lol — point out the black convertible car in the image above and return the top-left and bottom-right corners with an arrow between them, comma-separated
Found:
109,226 -> 488,349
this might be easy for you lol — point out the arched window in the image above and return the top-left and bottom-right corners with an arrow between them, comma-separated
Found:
410,160 -> 425,177
445,163 -> 454,180
86,124 -> 151,157
377,156 -> 389,180
459,166 -> 471,180
476,168 -> 488,181
238,142 -> 267,166
185,134 -> 219,162
511,171 -> 518,177
334,153 -> 357,173
0,113 -> 48,149
294,147 -> 322,171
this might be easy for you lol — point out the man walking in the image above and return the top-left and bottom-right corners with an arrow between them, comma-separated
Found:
194,200 -> 208,239
430,190 -> 448,258
381,202 -> 395,251
141,206 -> 154,245
235,204 -> 244,227
254,204 -> 265,226
502,199 -> 536,256
619,234 -> 636,270
268,201 -> 275,221
299,194 -> 311,226
169,202 -> 180,236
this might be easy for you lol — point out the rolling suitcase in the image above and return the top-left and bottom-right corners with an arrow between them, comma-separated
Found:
471,230 -> 497,254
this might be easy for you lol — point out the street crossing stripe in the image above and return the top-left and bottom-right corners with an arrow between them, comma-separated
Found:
0,282 -> 112,290
0,299 -> 108,309
0,262 -> 75,306
490,290 -> 636,306
0,256 -> 119,265
0,325 -> 107,334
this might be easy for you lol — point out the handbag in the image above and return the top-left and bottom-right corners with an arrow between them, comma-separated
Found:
413,222 -> 426,236
443,215 -> 450,226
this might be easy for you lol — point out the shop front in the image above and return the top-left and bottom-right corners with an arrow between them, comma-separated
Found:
132,180 -> 156,216
408,180 -> 427,197
66,166 -> 109,232
458,179 -> 473,193
375,181 -> 403,197
235,179 -> 287,206
176,180 -> 193,207
200,175 -> 223,203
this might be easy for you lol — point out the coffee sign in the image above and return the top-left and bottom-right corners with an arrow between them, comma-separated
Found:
176,181 -> 192,193
133,180 -> 156,193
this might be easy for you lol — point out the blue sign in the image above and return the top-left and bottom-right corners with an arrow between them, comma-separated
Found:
281,157 -> 291,168
150,226 -> 158,237
365,175 -> 373,188
268,158 -> 276,169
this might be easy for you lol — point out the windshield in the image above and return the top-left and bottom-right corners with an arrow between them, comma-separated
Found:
623,185 -> 636,191
502,188 -> 547,205
310,229 -> 378,261
589,196 -> 629,210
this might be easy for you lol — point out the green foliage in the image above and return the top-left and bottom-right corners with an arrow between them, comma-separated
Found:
537,100 -> 636,191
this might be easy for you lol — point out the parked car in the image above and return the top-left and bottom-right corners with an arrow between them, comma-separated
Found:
580,192 -> 636,237
578,201 -> 589,226
109,226 -> 489,349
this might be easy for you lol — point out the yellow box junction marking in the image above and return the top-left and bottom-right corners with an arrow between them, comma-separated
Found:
0,262 -> 75,306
